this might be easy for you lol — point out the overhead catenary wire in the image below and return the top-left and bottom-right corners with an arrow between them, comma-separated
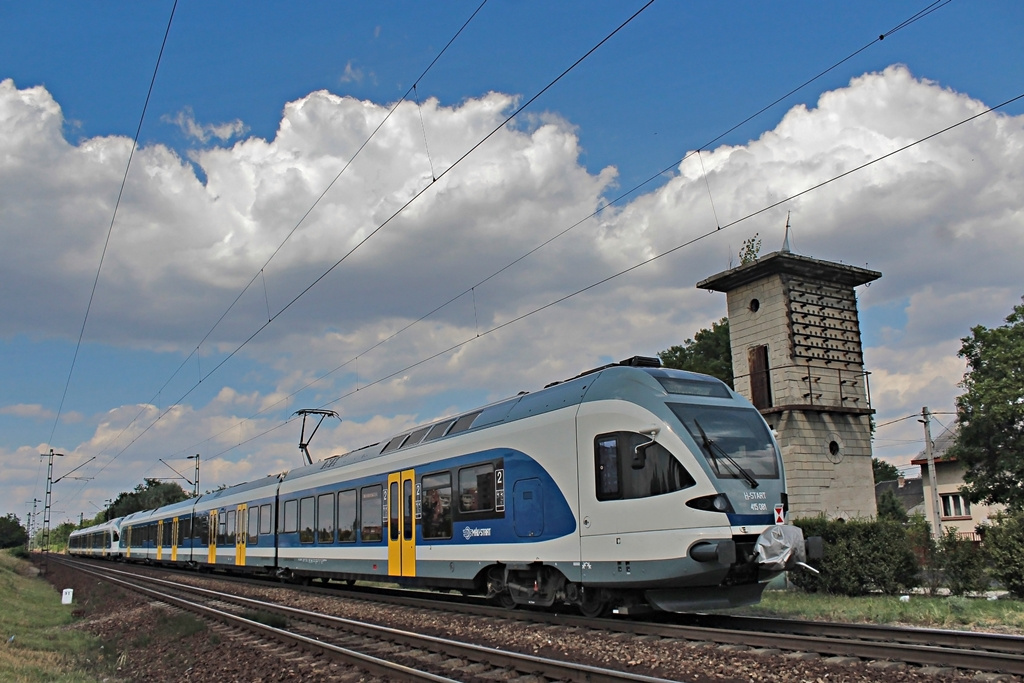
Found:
65,1 -> 656,499
123,0 -> 964,471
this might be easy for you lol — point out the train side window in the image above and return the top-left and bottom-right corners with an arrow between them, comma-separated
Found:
259,504 -> 272,535
226,510 -> 236,544
248,506 -> 259,544
360,485 -> 383,542
389,481 -> 400,541
282,499 -> 298,534
594,432 -> 696,501
163,521 -> 173,547
448,411 -> 482,437
458,463 -> 494,513
217,514 -> 228,545
421,472 -> 452,540
595,436 -> 621,500
299,496 -> 315,544
403,478 -> 414,541
193,515 -> 208,545
337,489 -> 357,543
318,493 -> 335,544
423,419 -> 456,442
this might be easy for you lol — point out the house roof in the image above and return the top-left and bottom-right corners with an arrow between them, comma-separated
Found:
910,422 -> 959,466
875,477 -> 925,513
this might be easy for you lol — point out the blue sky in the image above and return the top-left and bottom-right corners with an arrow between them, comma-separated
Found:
2,1 -> 1022,525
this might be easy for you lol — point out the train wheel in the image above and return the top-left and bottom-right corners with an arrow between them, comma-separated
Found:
494,590 -> 516,610
578,589 -> 609,618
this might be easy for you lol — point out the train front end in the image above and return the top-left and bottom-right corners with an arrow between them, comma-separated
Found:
576,363 -> 820,613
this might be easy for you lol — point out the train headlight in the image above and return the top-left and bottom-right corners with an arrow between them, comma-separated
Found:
686,493 -> 734,513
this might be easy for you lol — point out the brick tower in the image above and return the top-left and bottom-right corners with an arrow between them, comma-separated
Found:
697,249 -> 880,519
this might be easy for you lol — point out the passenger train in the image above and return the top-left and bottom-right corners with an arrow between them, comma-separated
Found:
69,356 -> 817,615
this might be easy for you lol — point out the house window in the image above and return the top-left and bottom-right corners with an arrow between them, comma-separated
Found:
748,345 -> 771,410
941,494 -> 971,519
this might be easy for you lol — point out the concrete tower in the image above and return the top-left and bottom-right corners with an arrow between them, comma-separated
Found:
697,250 -> 880,520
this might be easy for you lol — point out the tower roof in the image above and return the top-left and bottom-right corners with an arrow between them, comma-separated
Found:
696,250 -> 881,292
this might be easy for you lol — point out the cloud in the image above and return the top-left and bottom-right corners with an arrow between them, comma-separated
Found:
0,404 -> 55,419
1,65 -> 1022,501
163,105 -> 248,143
339,60 -> 364,84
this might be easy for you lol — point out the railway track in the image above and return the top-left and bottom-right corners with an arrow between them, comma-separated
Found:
61,557 -> 1024,678
56,557 -> 679,683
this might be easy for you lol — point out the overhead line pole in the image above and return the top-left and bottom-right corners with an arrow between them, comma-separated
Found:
921,407 -> 942,540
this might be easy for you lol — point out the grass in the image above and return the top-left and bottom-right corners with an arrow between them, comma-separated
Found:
0,550 -> 103,683
741,587 -> 1024,633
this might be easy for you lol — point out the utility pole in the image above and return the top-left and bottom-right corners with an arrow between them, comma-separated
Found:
40,449 -> 64,554
921,407 -> 943,540
187,454 -> 200,497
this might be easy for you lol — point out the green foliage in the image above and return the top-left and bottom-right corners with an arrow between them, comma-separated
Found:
983,510 -> 1024,598
0,513 -> 28,549
950,296 -> 1024,509
936,527 -> 989,596
791,517 -> 919,596
658,317 -> 733,388
876,489 -> 907,523
739,232 -> 761,265
107,479 -> 189,520
872,458 -> 900,484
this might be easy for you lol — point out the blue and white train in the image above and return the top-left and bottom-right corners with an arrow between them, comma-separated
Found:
69,357 -> 817,614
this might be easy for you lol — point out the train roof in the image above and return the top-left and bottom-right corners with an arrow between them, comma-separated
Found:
282,356 -> 734,483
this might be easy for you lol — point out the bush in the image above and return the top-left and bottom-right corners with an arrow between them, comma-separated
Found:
791,517 -> 920,596
936,527 -> 989,596
983,511 -> 1024,598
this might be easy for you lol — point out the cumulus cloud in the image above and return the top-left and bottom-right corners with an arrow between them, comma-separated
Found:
1,65 -> 1022,502
163,105 -> 249,143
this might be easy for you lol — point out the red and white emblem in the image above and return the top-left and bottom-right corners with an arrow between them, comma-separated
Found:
774,504 -> 786,524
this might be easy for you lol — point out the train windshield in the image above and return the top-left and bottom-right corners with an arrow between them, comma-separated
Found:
668,403 -> 780,481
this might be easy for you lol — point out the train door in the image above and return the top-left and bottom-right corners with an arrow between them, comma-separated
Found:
387,470 -> 416,577
208,509 -> 217,564
171,517 -> 179,562
156,520 -> 164,561
125,526 -> 132,558
235,503 -> 247,566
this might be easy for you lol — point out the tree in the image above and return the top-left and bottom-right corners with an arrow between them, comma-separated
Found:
876,489 -> 907,524
739,233 -> 761,265
658,317 -> 733,388
872,458 -> 901,484
0,513 -> 28,548
107,479 -> 189,519
949,297 -> 1024,509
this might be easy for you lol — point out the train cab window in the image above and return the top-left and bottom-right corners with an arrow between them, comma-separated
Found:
360,485 -> 383,542
225,510 -> 236,544
248,506 -> 259,544
423,419 -> 456,442
259,504 -> 272,535
337,489 -> 357,543
458,463 -> 494,513
318,493 -> 335,544
670,403 -> 780,480
448,411 -> 482,437
421,472 -> 452,540
594,432 -> 696,501
299,496 -> 315,544
282,499 -> 298,533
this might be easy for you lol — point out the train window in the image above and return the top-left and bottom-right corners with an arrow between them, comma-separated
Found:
282,499 -> 298,534
259,504 -> 272,535
403,478 -> 414,541
669,404 -> 780,480
389,481 -> 400,541
193,515 -> 209,545
360,485 -> 383,542
226,510 -> 236,545
177,517 -> 190,546
337,489 -> 357,543
448,411 -> 482,437
403,425 -> 432,449
381,434 -> 409,454
217,513 -> 227,545
421,472 -> 452,540
248,507 -> 259,544
656,376 -> 731,398
423,419 -> 456,442
299,496 -> 315,544
163,521 -> 173,547
458,463 -> 494,513
594,432 -> 696,501
318,493 -> 335,544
